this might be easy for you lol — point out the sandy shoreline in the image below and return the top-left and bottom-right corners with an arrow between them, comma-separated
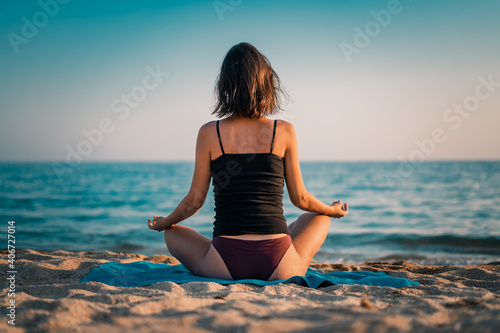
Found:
1,249 -> 499,333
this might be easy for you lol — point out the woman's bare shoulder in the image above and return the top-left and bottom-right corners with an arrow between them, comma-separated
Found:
198,121 -> 218,136
276,119 -> 296,137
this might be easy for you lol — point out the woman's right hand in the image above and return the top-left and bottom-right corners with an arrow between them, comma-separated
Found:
330,200 -> 348,218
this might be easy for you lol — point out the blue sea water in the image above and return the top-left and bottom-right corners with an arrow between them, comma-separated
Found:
1,161 -> 499,265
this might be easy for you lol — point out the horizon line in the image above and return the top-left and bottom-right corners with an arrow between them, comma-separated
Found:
1,158 -> 500,164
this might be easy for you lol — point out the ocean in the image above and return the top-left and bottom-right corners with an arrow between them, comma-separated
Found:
1,161 -> 499,265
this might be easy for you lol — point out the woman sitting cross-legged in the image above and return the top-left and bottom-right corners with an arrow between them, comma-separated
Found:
148,42 -> 348,281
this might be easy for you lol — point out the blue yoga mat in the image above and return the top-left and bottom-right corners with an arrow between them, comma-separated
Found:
81,261 -> 419,289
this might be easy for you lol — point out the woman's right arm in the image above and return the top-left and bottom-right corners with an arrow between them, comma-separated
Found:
283,122 -> 348,218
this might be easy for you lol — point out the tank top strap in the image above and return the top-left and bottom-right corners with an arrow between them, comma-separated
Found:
270,119 -> 277,154
216,120 -> 225,155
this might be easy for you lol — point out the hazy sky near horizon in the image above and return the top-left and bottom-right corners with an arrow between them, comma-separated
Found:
1,0 -> 499,162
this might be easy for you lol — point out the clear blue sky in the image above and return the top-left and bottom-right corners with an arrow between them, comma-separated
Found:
1,0 -> 499,162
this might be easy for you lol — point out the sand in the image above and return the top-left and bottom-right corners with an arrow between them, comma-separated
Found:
1,249 -> 499,333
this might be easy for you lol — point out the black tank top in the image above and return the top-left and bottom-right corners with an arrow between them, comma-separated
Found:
211,120 -> 290,237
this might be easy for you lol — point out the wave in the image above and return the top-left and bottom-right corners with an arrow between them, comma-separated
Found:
325,233 -> 500,255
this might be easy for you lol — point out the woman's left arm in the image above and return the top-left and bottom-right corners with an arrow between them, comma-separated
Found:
148,124 -> 212,231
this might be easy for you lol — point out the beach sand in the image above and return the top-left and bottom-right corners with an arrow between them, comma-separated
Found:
1,249 -> 499,333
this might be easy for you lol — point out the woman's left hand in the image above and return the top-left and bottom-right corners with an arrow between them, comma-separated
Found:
148,215 -> 167,232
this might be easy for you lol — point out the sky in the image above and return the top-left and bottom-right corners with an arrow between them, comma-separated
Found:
1,0 -> 499,162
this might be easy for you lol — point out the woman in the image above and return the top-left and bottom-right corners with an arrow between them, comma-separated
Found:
148,42 -> 348,281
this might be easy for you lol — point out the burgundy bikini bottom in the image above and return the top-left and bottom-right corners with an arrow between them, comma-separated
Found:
212,235 -> 292,281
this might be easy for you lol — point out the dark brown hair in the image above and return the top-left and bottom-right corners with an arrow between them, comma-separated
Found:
212,42 -> 288,119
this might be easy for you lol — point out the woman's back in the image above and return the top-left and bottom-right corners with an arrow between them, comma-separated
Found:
210,117 -> 284,157
211,118 -> 289,237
